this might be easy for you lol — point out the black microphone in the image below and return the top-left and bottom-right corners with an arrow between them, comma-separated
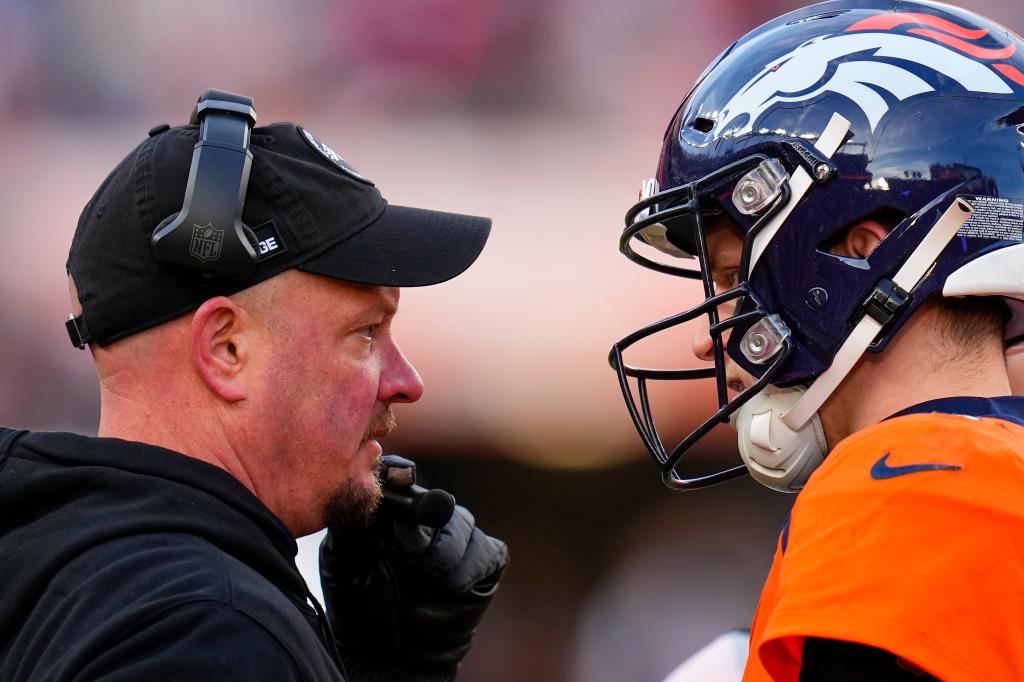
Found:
382,485 -> 456,530
378,455 -> 456,529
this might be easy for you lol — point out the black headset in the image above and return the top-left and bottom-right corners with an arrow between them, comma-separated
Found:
150,89 -> 260,277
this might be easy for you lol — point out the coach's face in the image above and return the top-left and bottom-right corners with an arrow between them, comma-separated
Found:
245,271 -> 424,536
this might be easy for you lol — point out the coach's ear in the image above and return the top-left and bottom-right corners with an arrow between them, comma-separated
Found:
190,297 -> 250,402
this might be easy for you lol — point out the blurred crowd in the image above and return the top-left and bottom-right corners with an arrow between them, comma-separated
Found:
3,1 -> 1024,680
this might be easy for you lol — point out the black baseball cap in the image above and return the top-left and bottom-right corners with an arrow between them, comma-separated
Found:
66,119 -> 491,347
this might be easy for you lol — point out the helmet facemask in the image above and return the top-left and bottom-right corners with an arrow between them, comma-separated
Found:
610,115 -> 852,491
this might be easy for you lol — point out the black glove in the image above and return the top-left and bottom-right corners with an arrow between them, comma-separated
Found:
319,455 -> 509,678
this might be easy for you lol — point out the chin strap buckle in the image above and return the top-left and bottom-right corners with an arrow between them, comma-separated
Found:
859,278 -> 910,329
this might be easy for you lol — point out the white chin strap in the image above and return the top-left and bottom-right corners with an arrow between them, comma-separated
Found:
734,195 -> 974,492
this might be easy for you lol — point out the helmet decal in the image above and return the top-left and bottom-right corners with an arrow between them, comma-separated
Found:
847,13 -> 1024,82
712,16 -> 1016,138
848,12 -> 1004,49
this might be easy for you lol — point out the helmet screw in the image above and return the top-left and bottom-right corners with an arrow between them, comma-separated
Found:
739,182 -> 760,207
806,287 -> 829,310
746,333 -> 767,357
814,163 -> 831,181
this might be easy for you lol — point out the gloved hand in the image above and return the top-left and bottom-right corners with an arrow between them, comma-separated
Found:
319,455 -> 509,677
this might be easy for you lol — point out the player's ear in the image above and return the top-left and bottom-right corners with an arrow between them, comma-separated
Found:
835,219 -> 890,259
190,297 -> 250,402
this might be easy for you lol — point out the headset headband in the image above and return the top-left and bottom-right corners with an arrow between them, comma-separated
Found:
150,88 -> 259,277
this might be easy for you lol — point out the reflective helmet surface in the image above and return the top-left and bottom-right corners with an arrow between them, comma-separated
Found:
612,0 -> 1024,490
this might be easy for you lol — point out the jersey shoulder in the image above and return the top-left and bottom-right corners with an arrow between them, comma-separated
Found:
754,414 -> 1024,681
806,412 -> 1024,503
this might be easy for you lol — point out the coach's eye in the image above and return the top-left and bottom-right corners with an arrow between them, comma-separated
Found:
355,325 -> 379,342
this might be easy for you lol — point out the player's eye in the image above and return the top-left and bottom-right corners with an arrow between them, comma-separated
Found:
714,269 -> 739,291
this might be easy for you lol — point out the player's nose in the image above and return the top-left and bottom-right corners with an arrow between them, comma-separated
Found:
691,317 -> 715,362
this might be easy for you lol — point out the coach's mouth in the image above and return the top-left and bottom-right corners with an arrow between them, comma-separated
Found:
362,407 -> 397,443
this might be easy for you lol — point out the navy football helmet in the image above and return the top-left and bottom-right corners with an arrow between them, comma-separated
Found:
611,0 -> 1024,492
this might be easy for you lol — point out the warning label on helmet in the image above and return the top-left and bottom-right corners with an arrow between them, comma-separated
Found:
957,196 -> 1024,241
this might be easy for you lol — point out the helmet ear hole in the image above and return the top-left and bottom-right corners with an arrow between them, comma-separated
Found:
816,208 -> 905,257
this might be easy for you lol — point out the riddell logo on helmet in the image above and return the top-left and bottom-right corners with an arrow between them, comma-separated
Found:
710,12 -> 1023,139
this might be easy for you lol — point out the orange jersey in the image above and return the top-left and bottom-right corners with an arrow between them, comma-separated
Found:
743,408 -> 1024,681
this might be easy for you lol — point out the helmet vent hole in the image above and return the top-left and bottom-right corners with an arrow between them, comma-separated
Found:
693,117 -> 715,134
786,9 -> 849,25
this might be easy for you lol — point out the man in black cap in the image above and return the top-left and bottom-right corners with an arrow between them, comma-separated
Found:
0,90 -> 507,680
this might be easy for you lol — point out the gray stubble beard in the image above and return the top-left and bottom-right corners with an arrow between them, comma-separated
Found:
323,405 -> 395,526
324,463 -> 383,527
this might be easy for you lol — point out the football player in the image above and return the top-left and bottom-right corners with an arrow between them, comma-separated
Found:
611,1 -> 1024,679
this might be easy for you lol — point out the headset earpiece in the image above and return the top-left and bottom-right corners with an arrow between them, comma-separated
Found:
151,89 -> 259,277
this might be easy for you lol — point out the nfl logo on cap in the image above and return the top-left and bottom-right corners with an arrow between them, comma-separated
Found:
190,223 -> 224,263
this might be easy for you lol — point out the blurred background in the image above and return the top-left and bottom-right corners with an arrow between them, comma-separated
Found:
4,1 -> 1024,680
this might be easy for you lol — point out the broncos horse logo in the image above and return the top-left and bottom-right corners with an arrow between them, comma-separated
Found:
714,12 -> 1023,138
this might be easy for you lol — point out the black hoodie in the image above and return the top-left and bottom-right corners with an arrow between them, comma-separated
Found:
0,427 -> 345,681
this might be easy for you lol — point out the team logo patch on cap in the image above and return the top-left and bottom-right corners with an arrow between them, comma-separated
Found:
299,127 -> 374,186
190,223 -> 224,262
